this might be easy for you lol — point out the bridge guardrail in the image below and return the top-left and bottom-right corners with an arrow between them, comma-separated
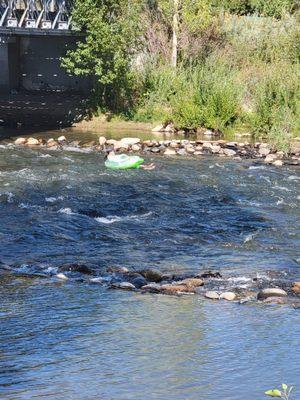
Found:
0,0 -> 73,31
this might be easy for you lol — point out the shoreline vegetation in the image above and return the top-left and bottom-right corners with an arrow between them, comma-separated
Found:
61,1 -> 300,152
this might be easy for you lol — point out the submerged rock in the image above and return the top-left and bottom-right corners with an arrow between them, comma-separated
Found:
141,283 -> 162,293
111,282 -> 136,291
177,278 -> 204,288
205,291 -> 220,300
140,269 -> 163,283
58,264 -> 93,275
56,273 -> 68,280
257,288 -> 287,300
161,284 -> 195,295
131,276 -> 148,289
200,271 -> 222,279
107,266 -> 129,274
263,296 -> 287,305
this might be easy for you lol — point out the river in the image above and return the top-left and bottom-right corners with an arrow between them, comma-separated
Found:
0,134 -> 299,399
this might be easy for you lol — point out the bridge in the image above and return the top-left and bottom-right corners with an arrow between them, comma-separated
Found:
0,0 -> 73,33
0,1 -> 91,127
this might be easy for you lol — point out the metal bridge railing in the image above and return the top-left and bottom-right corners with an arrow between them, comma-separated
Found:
0,0 -> 73,30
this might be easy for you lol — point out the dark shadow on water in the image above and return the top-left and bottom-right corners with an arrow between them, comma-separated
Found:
0,91 -> 91,133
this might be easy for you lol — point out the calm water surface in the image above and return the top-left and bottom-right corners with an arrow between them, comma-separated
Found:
0,141 -> 299,399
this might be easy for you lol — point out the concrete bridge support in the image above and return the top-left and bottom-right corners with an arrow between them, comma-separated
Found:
0,35 -> 19,92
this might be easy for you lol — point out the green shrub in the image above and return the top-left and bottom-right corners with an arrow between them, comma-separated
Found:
251,65 -> 300,149
212,0 -> 299,17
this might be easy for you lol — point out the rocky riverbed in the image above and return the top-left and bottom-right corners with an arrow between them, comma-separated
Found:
10,135 -> 300,166
1,263 -> 299,309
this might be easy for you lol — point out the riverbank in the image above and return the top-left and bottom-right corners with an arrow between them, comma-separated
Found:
10,133 -> 300,167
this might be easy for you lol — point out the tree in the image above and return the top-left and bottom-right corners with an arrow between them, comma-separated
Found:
62,0 -> 142,111
154,0 -> 212,67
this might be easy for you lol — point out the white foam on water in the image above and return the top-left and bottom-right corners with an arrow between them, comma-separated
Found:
38,154 -> 52,158
227,276 -> 252,283
248,165 -> 266,170
58,207 -> 74,215
288,175 -> 300,181
45,196 -> 64,203
243,233 -> 256,243
273,185 -> 291,192
0,192 -> 14,203
95,212 -> 152,225
62,156 -> 75,162
63,146 -> 93,153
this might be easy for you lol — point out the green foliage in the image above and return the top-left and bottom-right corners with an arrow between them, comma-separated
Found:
62,0 -> 142,112
135,64 -> 240,131
252,65 -> 300,150
64,0 -> 299,150
212,0 -> 299,17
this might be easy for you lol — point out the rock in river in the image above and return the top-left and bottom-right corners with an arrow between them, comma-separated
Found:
58,263 -> 93,275
161,284 -> 195,295
27,137 -> 40,146
205,291 -> 220,300
131,276 -> 148,289
220,292 -> 236,301
140,269 -> 163,283
257,288 -> 287,300
292,282 -> 300,295
263,296 -> 287,305
15,137 -> 27,145
177,278 -> 204,288
111,282 -> 136,291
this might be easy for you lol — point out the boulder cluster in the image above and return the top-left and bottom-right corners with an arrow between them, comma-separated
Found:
13,135 -> 300,166
55,265 -> 300,308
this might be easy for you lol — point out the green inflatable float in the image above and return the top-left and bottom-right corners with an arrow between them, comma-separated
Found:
105,154 -> 144,170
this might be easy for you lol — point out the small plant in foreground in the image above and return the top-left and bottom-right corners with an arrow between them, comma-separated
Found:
265,383 -> 293,399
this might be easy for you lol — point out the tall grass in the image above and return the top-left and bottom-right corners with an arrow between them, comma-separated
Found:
132,13 -> 300,150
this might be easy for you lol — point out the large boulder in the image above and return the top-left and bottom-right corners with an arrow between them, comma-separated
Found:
223,148 -> 236,157
164,148 -> 177,156
152,124 -> 165,132
27,137 -> 40,146
259,144 -> 271,156
140,268 -> 163,283
99,136 -> 107,146
257,288 -> 287,300
141,283 -> 162,293
220,292 -> 236,301
120,137 -> 141,146
160,284 -> 195,295
205,291 -> 220,300
177,278 -> 204,288
132,276 -> 148,289
111,282 -> 136,291
14,137 -> 27,145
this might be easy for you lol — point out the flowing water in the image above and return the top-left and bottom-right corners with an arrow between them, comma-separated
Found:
0,140 -> 299,400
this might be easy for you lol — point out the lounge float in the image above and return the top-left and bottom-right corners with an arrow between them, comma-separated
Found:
105,154 -> 144,170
